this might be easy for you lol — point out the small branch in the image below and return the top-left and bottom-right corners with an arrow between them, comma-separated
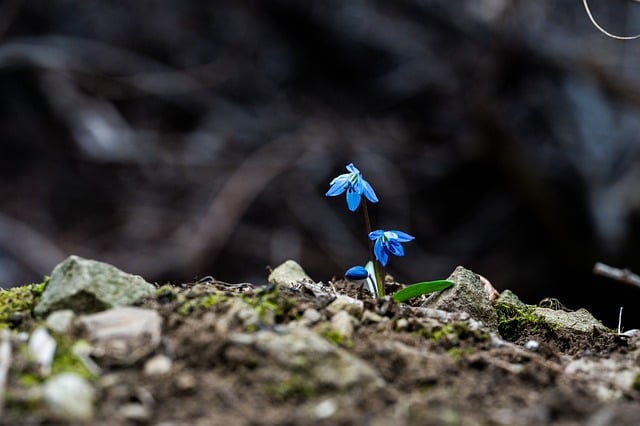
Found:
593,262 -> 640,289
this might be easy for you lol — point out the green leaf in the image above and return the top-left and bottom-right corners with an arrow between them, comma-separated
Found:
392,280 -> 454,303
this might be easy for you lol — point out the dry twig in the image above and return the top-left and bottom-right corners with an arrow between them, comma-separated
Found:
593,262 -> 640,289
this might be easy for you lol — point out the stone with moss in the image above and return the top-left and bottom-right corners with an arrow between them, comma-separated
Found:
34,255 -> 155,317
0,280 -> 47,329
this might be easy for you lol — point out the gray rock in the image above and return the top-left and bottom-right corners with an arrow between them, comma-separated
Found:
330,311 -> 356,339
326,296 -> 364,318
42,372 -> 95,422
268,260 -> 313,288
79,307 -> 162,365
45,310 -> 75,334
120,403 -> 151,422
495,289 -> 527,308
231,325 -> 383,391
422,266 -> 497,330
532,307 -> 609,334
35,255 -> 155,317
28,327 -> 56,376
144,354 -> 172,376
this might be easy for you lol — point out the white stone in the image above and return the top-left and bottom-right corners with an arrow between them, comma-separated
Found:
144,354 -> 172,376
330,311 -> 356,339
79,307 -> 162,365
46,310 -> 75,334
326,296 -> 364,318
28,327 -> 56,375
314,398 -> 337,419
43,373 -> 95,422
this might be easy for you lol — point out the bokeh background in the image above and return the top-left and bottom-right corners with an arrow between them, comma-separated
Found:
1,0 -> 640,327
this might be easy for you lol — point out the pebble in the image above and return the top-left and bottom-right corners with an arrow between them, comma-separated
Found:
120,403 -> 151,422
28,327 -> 56,376
314,398 -> 337,419
301,308 -> 322,325
326,296 -> 364,318
144,354 -> 172,376
42,372 -> 95,422
331,311 -> 355,339
79,307 -> 162,365
524,340 -> 540,351
46,310 -> 75,334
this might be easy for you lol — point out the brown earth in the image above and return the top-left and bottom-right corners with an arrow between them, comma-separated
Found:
3,278 -> 640,425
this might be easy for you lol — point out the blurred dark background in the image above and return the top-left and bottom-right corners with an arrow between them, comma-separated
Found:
1,0 -> 640,327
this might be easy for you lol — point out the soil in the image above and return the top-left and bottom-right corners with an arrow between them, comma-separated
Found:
3,277 -> 640,425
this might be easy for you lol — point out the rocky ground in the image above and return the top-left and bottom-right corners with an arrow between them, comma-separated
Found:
1,256 -> 639,425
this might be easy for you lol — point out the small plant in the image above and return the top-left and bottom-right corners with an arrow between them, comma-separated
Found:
326,163 -> 453,300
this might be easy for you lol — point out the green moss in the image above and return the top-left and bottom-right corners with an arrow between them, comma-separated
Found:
177,292 -> 228,315
495,302 -> 557,341
241,288 -> 297,323
633,374 -> 640,392
316,324 -> 353,348
265,375 -> 316,399
52,336 -> 94,380
0,278 -> 48,329
446,347 -> 476,361
428,322 -> 488,344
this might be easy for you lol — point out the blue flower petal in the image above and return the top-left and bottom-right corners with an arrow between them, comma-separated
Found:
369,230 -> 384,240
390,230 -> 415,242
387,240 -> 405,256
361,179 -> 378,203
373,239 -> 389,266
345,266 -> 369,280
346,163 -> 359,174
346,189 -> 361,211
325,174 -> 350,196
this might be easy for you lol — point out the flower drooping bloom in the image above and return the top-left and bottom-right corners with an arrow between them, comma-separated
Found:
326,163 -> 378,211
369,229 -> 415,267
345,264 -> 377,297
345,265 -> 369,280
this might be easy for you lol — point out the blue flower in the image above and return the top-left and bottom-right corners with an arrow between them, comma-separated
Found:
326,163 -> 378,211
369,229 -> 415,267
344,264 -> 377,297
345,266 -> 369,280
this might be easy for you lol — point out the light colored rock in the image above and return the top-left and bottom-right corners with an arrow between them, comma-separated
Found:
215,298 -> 260,333
35,255 -> 155,316
362,310 -> 386,324
331,311 -> 356,339
533,307 -> 609,334
314,398 -> 338,419
268,260 -> 313,288
300,308 -> 322,326
42,372 -> 95,422
79,307 -> 162,365
144,354 -> 172,376
28,327 -> 56,376
232,325 -> 383,391
495,289 -> 527,308
423,266 -> 497,330
326,296 -> 364,318
565,357 -> 640,401
120,403 -> 151,422
45,310 -> 75,334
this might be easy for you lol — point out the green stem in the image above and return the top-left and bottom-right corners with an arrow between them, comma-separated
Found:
362,201 -> 384,297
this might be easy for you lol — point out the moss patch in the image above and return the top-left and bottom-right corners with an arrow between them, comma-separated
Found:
316,324 -> 353,348
495,302 -> 557,341
0,279 -> 48,329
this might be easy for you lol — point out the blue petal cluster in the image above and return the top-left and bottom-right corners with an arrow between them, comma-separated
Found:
325,163 -> 378,211
344,265 -> 369,280
369,230 -> 415,267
